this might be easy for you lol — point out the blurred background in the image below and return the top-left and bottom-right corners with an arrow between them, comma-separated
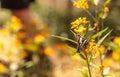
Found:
0,0 -> 120,77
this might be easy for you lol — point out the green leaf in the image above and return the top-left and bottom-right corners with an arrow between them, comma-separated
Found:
90,0 -> 100,6
97,30 -> 112,45
90,0 -> 95,6
68,46 -> 77,53
99,12 -> 108,19
51,35 -> 77,44
68,46 -> 87,60
104,0 -> 111,7
24,61 -> 34,68
92,27 -> 108,39
24,45 -> 38,52
70,30 -> 76,37
79,52 -> 86,60
89,62 -> 98,68
77,68 -> 88,77
107,42 -> 120,52
84,24 -> 91,37
108,42 -> 119,49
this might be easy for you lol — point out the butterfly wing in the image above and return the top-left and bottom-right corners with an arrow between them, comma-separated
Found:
76,35 -> 88,52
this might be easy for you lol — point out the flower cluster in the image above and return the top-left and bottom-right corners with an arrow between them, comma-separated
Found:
71,17 -> 89,33
9,16 -> 22,32
0,20 -> 23,73
0,16 -> 50,74
85,39 -> 105,57
113,36 -> 120,46
73,0 -> 89,9
111,37 -> 120,61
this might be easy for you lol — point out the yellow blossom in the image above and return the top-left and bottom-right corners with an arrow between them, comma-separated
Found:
71,17 -> 89,29
71,53 -> 81,61
0,63 -> 8,73
104,7 -> 109,13
21,51 -> 28,59
85,40 -> 105,57
99,45 -> 105,54
34,34 -> 45,44
71,17 -> 89,34
94,21 -> 99,27
93,45 -> 105,57
85,39 -> 95,53
0,29 -> 9,36
73,0 -> 89,9
92,46 -> 100,56
9,16 -> 22,32
44,47 -> 55,57
14,39 -> 22,48
74,26 -> 86,33
112,51 -> 120,60
103,58 -> 113,67
113,36 -> 120,46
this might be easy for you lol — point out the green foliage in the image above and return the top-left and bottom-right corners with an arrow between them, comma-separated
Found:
92,27 -> 108,39
51,35 -> 77,44
97,30 -> 112,45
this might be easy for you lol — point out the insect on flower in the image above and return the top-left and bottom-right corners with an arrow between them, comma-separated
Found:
76,34 -> 88,52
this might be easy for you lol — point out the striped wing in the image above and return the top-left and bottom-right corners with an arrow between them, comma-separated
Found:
76,35 -> 88,52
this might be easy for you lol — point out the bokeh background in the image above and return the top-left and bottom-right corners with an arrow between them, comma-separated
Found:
0,0 -> 120,77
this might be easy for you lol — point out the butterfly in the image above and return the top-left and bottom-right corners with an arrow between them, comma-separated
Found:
76,34 -> 88,52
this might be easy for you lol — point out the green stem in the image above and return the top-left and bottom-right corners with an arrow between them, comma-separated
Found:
85,52 -> 92,77
97,19 -> 104,41
51,35 -> 77,44
99,51 -> 104,77
84,10 -> 96,22
101,19 -> 104,33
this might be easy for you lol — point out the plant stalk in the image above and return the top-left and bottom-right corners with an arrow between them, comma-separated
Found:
84,10 -> 96,22
85,52 -> 92,77
99,51 -> 104,77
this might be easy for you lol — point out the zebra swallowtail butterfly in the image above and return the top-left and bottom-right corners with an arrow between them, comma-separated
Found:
76,34 -> 88,52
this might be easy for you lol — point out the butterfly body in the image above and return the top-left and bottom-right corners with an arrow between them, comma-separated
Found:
76,34 -> 88,52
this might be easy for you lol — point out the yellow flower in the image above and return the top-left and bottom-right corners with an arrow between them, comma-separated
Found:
85,40 -> 105,57
14,39 -> 22,48
0,29 -> 9,36
104,7 -> 109,13
34,34 -> 45,44
113,36 -> 120,46
85,39 -> 95,53
44,47 -> 55,57
99,45 -> 105,54
71,17 -> 89,29
93,45 -> 105,57
74,26 -> 86,33
112,51 -> 120,60
92,46 -> 100,56
0,63 -> 8,73
94,21 -> 99,27
71,53 -> 81,61
10,16 -> 22,32
103,58 -> 113,67
71,17 -> 89,33
21,51 -> 28,59
73,0 -> 89,9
